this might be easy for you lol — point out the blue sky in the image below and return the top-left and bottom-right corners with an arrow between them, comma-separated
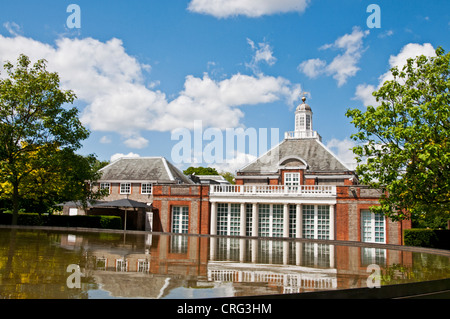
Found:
0,0 -> 449,172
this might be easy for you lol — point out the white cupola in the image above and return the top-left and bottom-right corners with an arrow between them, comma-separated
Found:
295,95 -> 313,133
285,95 -> 321,140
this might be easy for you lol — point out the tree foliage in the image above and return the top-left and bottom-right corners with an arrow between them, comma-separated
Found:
0,54 -> 99,223
183,166 -> 219,176
346,47 -> 450,222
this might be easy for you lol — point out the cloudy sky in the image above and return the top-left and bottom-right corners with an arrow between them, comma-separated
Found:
0,0 -> 448,173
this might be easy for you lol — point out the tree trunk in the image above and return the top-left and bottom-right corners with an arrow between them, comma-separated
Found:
12,181 -> 19,226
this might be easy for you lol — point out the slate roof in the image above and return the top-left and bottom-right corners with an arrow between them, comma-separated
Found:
238,138 -> 350,174
98,157 -> 193,184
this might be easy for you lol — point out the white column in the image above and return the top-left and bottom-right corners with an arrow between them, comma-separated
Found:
210,237 -> 217,261
210,202 -> 217,235
283,204 -> 289,238
296,204 -> 302,238
252,203 -> 258,237
329,204 -> 335,240
240,203 -> 246,237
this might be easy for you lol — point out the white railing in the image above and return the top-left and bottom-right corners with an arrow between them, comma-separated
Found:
284,130 -> 320,139
207,269 -> 337,291
210,184 -> 336,197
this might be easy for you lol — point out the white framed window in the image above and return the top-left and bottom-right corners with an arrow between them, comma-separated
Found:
137,259 -> 150,273
246,204 -> 253,236
285,172 -> 300,191
305,114 -> 311,130
361,210 -> 386,243
296,113 -> 305,131
141,183 -> 152,194
116,259 -> 128,272
120,182 -> 131,194
172,206 -> 189,234
217,203 -> 240,236
302,205 -> 330,240
289,205 -> 297,238
100,182 -> 110,194
258,204 -> 284,238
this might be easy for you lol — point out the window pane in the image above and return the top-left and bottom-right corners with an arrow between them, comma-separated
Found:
120,183 -> 131,194
302,205 -> 315,239
172,206 -> 189,234
258,204 -> 270,237
141,183 -> 152,194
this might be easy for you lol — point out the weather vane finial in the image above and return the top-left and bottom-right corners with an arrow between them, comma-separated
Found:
301,91 -> 310,102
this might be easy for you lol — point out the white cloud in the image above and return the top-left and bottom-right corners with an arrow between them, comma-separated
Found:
326,138 -> 358,170
160,72 -> 301,131
298,58 -> 326,78
246,38 -> 277,73
187,0 -> 310,18
0,35 -> 301,149
110,152 -> 140,163
299,27 -> 369,86
211,151 -> 257,174
3,22 -> 22,36
123,135 -> 149,149
353,83 -> 377,107
100,136 -> 112,144
353,43 -> 436,106
378,30 -> 394,38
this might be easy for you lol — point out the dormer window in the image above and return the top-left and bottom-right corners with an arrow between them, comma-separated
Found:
285,172 -> 300,191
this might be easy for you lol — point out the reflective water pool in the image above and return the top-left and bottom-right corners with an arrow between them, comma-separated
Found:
1,228 -> 449,299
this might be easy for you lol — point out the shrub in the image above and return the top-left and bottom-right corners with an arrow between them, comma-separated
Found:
0,212 -> 122,230
99,216 -> 122,230
18,213 -> 44,226
404,229 -> 450,249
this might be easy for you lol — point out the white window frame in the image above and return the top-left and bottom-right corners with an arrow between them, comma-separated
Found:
361,210 -> 386,243
171,206 -> 189,234
100,182 -> 111,194
141,183 -> 152,194
302,205 -> 330,240
116,259 -> 128,272
285,172 -> 300,191
120,182 -> 131,194
217,203 -> 241,236
258,204 -> 284,238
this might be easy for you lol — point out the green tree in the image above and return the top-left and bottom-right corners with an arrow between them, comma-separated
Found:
183,166 -> 219,176
219,171 -> 236,184
0,54 -> 90,224
346,47 -> 450,223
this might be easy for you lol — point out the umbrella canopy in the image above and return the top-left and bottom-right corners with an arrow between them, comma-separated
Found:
95,198 -> 149,209
95,199 -> 150,231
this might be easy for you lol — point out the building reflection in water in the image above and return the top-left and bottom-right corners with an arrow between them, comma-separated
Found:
57,231 -> 413,298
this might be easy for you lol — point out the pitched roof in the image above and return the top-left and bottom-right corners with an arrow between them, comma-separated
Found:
238,138 -> 350,174
98,157 -> 193,184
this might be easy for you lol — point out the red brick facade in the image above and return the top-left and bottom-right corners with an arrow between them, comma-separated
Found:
150,183 -> 411,245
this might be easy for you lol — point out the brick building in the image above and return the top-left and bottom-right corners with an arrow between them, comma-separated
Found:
150,96 -> 410,245
67,96 -> 410,244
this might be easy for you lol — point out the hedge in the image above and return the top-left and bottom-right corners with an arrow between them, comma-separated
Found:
404,229 -> 450,250
0,212 -> 122,230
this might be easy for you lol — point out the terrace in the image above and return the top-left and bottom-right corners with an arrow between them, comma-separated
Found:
209,184 -> 337,197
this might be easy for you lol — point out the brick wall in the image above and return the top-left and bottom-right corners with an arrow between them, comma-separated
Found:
151,184 -> 210,234
336,185 -> 411,245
